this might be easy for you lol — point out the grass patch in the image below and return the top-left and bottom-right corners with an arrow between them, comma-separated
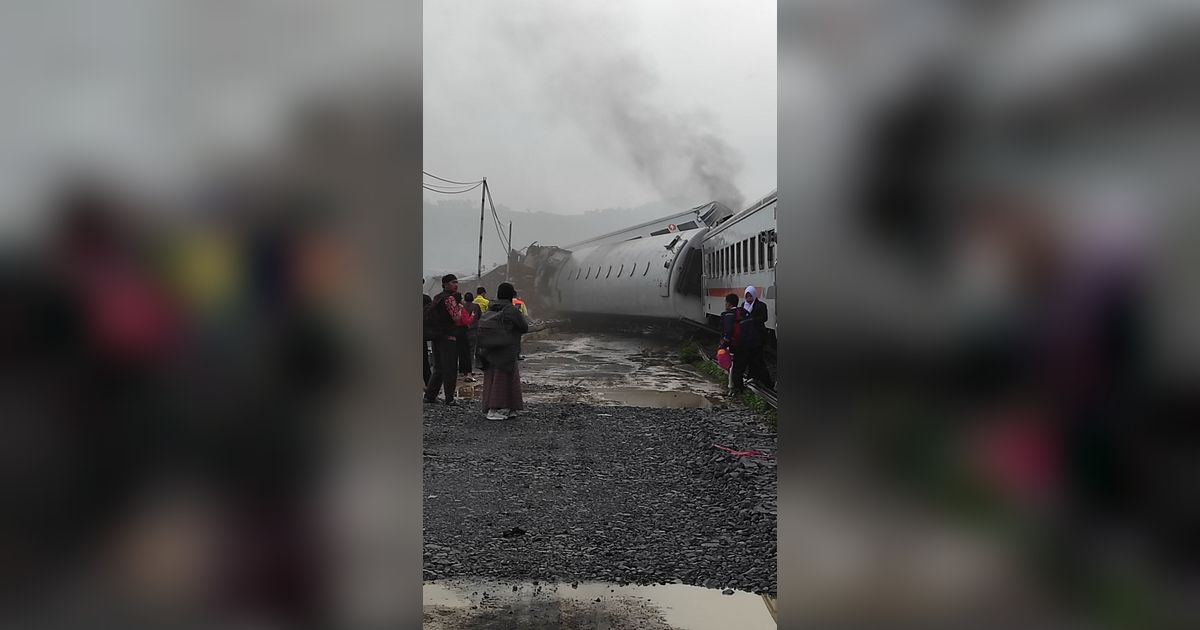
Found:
679,339 -> 702,364
696,358 -> 727,381
687,351 -> 778,430
742,390 -> 778,430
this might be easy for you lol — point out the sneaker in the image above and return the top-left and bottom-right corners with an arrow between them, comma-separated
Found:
485,410 -> 506,421
444,399 -> 457,407
463,376 -> 476,383
506,410 -> 519,419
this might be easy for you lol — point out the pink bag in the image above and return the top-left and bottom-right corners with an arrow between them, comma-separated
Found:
716,347 -> 732,371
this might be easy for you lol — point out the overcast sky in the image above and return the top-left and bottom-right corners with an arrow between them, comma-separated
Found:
423,0 -> 776,215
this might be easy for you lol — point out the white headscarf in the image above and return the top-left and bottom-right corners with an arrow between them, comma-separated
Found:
743,286 -> 756,314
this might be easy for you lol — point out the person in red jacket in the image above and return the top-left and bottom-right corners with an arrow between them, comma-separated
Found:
424,274 -> 470,405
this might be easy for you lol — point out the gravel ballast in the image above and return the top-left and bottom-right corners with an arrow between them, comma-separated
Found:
423,398 -> 777,596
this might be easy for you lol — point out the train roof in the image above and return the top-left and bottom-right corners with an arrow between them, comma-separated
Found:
563,201 -> 732,250
702,189 -> 776,242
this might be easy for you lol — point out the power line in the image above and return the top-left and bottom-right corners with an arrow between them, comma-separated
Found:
485,181 -> 510,252
423,170 -> 482,186
423,182 -> 483,194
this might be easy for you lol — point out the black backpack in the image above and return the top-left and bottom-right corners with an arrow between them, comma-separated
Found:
476,308 -> 514,350
423,294 -> 447,341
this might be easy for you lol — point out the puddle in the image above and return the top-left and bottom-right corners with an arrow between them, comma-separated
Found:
517,332 -> 727,405
594,388 -> 713,409
423,580 -> 776,630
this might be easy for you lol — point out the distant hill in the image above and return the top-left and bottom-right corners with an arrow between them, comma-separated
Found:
422,197 -> 684,278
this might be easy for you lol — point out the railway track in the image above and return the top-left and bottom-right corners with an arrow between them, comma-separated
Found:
697,347 -> 778,410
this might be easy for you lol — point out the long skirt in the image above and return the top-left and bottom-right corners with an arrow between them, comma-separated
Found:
480,364 -> 523,412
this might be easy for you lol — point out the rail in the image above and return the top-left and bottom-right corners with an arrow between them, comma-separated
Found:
698,347 -> 777,410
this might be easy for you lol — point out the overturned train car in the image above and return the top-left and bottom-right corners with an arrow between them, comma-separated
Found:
532,193 -> 776,340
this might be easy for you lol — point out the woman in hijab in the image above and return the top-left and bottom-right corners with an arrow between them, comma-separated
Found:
731,285 -> 775,394
478,282 -> 529,420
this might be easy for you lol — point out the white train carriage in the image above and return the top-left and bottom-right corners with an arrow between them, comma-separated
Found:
542,227 -> 710,322
699,190 -> 778,333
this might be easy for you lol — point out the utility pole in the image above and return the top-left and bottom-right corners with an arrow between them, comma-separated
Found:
506,221 -> 513,282
477,178 -> 486,280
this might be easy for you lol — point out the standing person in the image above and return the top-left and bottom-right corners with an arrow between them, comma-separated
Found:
452,292 -> 471,383
424,274 -> 465,405
422,293 -> 432,386
512,292 -> 529,360
472,287 -> 489,369
477,282 -> 528,420
731,285 -> 775,394
719,293 -> 742,393
473,286 -> 489,311
460,292 -> 482,382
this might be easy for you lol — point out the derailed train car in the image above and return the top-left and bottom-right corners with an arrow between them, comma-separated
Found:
532,193 -> 777,341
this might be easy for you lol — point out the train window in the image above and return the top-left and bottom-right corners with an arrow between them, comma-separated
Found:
743,240 -> 749,273
750,236 -> 756,270
767,231 -> 775,268
737,242 -> 743,274
759,234 -> 766,270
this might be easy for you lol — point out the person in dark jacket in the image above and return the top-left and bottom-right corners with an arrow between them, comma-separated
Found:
719,293 -> 741,392
731,285 -> 774,394
424,274 -> 464,405
478,282 -> 529,420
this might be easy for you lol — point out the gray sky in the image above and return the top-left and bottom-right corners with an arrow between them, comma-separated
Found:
423,0 -> 776,215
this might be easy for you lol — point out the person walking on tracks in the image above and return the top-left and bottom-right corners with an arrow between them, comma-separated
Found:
424,274 -> 469,405
477,282 -> 529,420
731,285 -> 774,394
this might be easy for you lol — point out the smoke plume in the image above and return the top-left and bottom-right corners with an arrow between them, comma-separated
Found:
494,5 -> 746,211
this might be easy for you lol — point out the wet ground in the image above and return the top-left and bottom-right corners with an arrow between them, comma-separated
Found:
423,580 -> 775,630
454,328 -> 729,408
426,326 -> 777,628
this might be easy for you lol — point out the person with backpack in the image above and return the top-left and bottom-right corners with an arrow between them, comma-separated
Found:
424,274 -> 471,405
476,282 -> 528,420
731,285 -> 775,394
